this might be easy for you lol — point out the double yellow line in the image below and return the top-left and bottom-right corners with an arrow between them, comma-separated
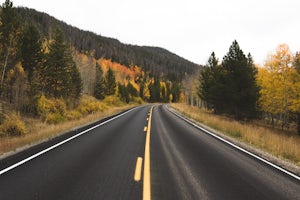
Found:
143,106 -> 153,200
133,106 -> 153,200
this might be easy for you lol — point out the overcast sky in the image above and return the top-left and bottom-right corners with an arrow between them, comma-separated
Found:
13,0 -> 300,65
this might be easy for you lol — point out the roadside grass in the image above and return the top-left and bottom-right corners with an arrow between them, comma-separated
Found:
0,96 -> 137,156
170,103 -> 300,166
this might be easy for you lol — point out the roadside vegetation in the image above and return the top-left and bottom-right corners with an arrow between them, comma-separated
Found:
0,95 -> 136,155
181,40 -> 300,167
171,103 -> 300,166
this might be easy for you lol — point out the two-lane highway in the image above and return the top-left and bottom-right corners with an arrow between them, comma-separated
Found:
0,104 -> 299,199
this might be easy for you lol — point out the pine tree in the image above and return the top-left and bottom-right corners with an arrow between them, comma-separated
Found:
20,25 -> 43,81
149,76 -> 161,102
221,40 -> 259,119
94,63 -> 105,100
166,82 -> 171,102
198,52 -> 223,111
44,28 -> 81,99
69,61 -> 82,100
199,42 -> 259,119
118,83 -> 129,103
139,80 -> 145,99
171,82 -> 181,102
104,67 -> 116,96
161,85 -> 166,102
20,24 -> 44,97
127,81 -> 138,97
0,0 -> 21,93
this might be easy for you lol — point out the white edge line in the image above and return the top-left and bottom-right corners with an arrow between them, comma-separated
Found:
0,107 -> 137,176
167,105 -> 300,181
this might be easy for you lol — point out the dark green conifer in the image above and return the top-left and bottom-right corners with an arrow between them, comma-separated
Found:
104,68 -> 116,96
94,63 -> 105,100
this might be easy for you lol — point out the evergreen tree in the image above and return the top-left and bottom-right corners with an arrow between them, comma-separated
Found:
198,52 -> 223,111
94,63 -> 105,100
139,80 -> 145,99
149,76 -> 161,102
104,67 -> 116,96
118,83 -> 129,103
0,0 -> 21,92
69,61 -> 82,100
199,42 -> 259,119
148,82 -> 154,102
44,28 -> 81,99
294,52 -> 300,135
171,82 -> 181,102
127,81 -> 138,97
161,85 -> 166,102
20,24 -> 44,96
221,40 -> 259,119
166,82 -> 171,102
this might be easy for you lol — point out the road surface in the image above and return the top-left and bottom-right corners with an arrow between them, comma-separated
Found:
0,105 -> 299,199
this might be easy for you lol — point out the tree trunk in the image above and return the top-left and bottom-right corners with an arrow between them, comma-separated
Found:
271,114 -> 275,129
1,39 -> 13,88
297,113 -> 300,136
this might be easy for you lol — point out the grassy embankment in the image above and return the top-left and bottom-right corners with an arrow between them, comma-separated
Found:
171,103 -> 300,166
0,95 -> 140,156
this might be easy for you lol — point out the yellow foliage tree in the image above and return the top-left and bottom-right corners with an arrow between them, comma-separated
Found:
258,44 -> 300,131
5,63 -> 27,109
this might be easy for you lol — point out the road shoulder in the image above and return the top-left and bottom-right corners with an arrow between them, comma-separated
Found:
168,105 -> 300,177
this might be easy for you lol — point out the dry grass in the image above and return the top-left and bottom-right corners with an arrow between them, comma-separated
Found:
171,103 -> 300,166
0,105 -> 134,156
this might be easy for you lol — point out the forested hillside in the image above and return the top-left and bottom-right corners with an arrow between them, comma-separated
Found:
0,0 -> 198,138
16,7 -> 199,81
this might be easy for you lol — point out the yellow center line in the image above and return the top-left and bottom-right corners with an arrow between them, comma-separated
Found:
134,157 -> 143,182
143,106 -> 153,200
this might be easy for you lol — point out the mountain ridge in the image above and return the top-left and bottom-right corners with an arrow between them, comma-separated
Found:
16,7 -> 200,81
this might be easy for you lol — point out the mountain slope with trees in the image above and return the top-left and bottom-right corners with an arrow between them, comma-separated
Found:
16,7 -> 199,81
0,0 -> 198,138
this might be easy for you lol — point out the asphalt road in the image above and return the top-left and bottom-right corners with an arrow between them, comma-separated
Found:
0,104 -> 299,200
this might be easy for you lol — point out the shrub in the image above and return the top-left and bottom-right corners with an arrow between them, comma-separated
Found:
1,113 -> 26,137
103,96 -> 124,107
66,110 -> 82,120
131,97 -> 144,104
37,95 -> 67,123
45,113 -> 66,124
75,95 -> 107,115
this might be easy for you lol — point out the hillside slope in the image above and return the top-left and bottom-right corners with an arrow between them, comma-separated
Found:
16,7 -> 200,81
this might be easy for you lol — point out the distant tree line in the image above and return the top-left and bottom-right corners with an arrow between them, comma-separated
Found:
94,64 -> 181,103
